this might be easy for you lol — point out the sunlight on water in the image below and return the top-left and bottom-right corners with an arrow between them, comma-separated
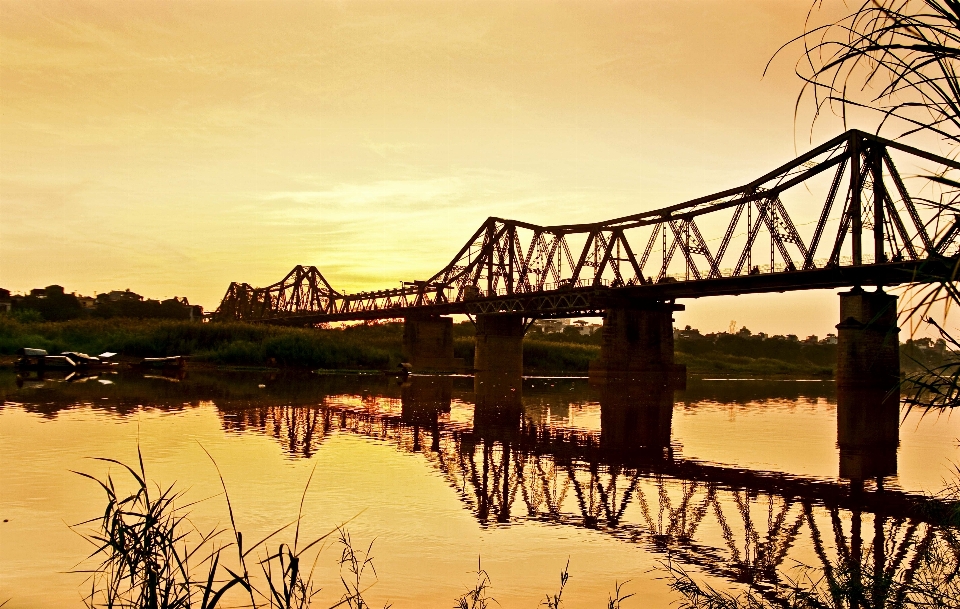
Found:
1,370 -> 958,608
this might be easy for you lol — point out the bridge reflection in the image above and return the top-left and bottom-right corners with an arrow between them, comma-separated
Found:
3,366 -> 954,604
216,374 -> 956,605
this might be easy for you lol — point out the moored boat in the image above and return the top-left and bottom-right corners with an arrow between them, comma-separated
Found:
132,355 -> 187,370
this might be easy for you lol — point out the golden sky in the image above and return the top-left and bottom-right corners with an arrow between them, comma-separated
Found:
1,0 -> 940,336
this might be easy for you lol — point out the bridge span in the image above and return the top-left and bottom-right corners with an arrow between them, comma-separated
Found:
215,130 -> 960,387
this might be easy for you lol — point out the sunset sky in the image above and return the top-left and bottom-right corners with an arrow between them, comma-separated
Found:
0,0 -> 948,337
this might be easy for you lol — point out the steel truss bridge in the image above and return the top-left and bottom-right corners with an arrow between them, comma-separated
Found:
218,398 -> 959,606
216,129 -> 960,324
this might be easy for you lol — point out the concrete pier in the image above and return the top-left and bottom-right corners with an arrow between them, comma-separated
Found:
474,314 -> 525,376
589,301 -> 686,388
402,315 -> 464,371
835,287 -> 900,481
836,287 -> 900,389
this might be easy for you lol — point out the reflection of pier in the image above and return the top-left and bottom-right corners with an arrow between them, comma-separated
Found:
218,375 -> 957,604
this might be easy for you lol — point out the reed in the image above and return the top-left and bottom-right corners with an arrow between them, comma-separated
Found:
72,448 -> 386,609
0,316 -> 394,370
453,559 -> 494,609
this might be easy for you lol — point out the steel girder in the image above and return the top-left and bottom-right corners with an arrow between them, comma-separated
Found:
215,130 -> 960,324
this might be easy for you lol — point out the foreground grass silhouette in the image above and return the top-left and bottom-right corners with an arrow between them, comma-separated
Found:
72,449 -> 605,609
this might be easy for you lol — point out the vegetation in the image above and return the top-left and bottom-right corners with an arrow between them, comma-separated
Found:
74,453 -> 596,609
0,316 -> 394,370
74,450 -> 387,609
9,285 -> 199,321
5,313 -> 950,376
782,0 -> 960,146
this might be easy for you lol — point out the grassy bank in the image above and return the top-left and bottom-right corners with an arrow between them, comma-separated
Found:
0,315 -> 838,376
0,316 -> 397,370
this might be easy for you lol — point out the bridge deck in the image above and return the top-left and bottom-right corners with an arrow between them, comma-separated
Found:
263,257 -> 955,324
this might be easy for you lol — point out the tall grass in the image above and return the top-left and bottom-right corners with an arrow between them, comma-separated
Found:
0,316 -> 394,370
1,314 -> 849,376
73,450 -> 630,608
72,449 -> 386,609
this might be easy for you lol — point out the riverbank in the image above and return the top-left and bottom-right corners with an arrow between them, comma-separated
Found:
0,316 -> 838,376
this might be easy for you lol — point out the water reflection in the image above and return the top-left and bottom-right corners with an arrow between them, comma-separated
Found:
598,381 -> 673,458
2,368 -> 956,606
401,376 -> 450,452
837,386 -> 899,482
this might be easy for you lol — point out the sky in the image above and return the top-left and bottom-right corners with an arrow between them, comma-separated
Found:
0,0 -> 952,337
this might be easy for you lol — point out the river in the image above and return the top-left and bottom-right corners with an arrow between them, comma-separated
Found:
1,368 -> 957,608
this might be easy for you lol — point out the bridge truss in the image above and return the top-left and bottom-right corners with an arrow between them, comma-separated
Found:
215,130 -> 960,323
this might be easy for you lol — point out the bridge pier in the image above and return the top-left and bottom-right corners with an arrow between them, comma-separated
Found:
836,287 -> 900,389
835,287 -> 901,481
402,315 -> 464,372
473,313 -> 525,376
589,302 -> 686,388
471,314 -> 525,439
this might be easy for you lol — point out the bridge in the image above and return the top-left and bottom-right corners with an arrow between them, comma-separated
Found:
215,129 -> 960,388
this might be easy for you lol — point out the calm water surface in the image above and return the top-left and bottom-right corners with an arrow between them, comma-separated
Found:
1,369 -> 958,608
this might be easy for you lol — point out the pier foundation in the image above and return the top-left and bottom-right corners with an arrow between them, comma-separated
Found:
835,287 -> 900,481
402,315 -> 464,371
473,314 -> 525,376
836,287 -> 900,389
589,302 -> 686,388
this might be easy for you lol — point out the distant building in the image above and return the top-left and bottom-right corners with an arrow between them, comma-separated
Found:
99,289 -> 144,303
76,295 -> 97,310
675,325 -> 702,340
0,288 -> 10,313
535,319 -> 569,334
821,333 -> 838,345
571,320 -> 601,335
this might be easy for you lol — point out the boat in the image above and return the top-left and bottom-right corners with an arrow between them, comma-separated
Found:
132,356 -> 187,371
16,348 -> 118,370
61,352 -> 117,369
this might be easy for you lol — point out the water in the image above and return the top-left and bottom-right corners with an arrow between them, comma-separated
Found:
1,369 -> 958,608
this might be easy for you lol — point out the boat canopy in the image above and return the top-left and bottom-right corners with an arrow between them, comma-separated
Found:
17,347 -> 48,357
